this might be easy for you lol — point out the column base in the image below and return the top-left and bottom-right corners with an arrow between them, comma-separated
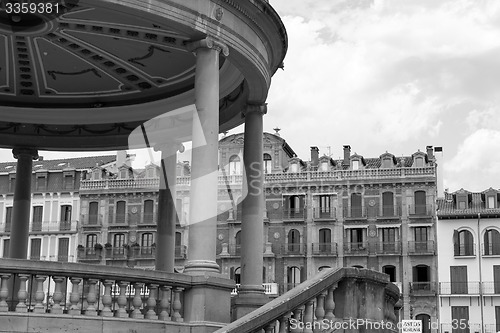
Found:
184,260 -> 220,275
231,288 -> 269,320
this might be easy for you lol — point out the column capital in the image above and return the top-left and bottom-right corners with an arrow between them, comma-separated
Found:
243,104 -> 267,117
153,142 -> 185,155
187,37 -> 229,57
12,148 -> 38,160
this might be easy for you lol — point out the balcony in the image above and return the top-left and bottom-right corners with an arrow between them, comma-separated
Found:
441,323 -> 482,333
482,243 -> 500,256
312,207 -> 336,221
454,244 -> 476,257
409,282 -> 437,295
81,214 -> 102,227
408,204 -> 433,217
439,282 -> 480,295
0,258 -> 233,333
77,247 -> 101,261
282,209 -> 306,221
375,205 -> 402,219
375,242 -> 401,255
28,221 -> 78,233
343,207 -> 367,219
311,243 -> 338,256
280,243 -> 306,256
227,244 -> 241,256
105,247 -> 127,260
231,283 -> 278,296
343,242 -> 369,255
80,178 -> 160,191
408,241 -> 435,255
482,282 -> 500,294
175,245 -> 187,259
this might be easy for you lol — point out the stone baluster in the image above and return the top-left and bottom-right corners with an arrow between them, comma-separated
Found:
278,313 -> 290,333
158,286 -> 171,321
115,281 -> 129,318
85,279 -> 98,316
0,274 -> 11,312
314,291 -> 327,333
15,274 -> 29,312
33,275 -> 47,313
145,284 -> 158,319
303,299 -> 315,333
171,287 -> 183,322
324,284 -> 337,320
290,307 -> 303,333
131,282 -> 144,318
263,321 -> 275,333
101,280 -> 114,317
51,276 -> 65,314
69,277 -> 82,315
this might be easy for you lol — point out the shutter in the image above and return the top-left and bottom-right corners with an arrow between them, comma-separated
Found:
494,266 -> 500,294
229,267 -> 234,280
453,230 -> 459,256
58,238 -> 69,262
493,231 -> 500,255
300,266 -> 306,283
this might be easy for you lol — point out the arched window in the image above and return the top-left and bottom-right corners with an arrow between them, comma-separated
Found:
382,192 -> 394,217
263,153 -> 272,173
484,229 -> 500,255
229,155 -> 241,175
454,229 -> 474,256
288,229 -> 300,253
319,266 -> 331,272
287,266 -> 302,291
415,314 -> 430,333
414,157 -> 424,167
143,200 -> 154,224
235,231 -> 241,255
116,201 -> 126,224
88,202 -> 98,225
234,267 -> 241,284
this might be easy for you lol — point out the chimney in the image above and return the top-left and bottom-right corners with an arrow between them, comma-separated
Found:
434,147 -> 444,199
310,146 -> 319,167
426,145 -> 434,160
343,145 -> 351,166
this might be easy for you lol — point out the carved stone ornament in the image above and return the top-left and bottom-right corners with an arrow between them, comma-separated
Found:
214,7 -> 224,21
273,232 -> 280,239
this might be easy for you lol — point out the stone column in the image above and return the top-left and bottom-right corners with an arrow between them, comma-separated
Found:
233,104 -> 269,319
9,148 -> 38,259
155,143 -> 182,272
184,38 -> 228,274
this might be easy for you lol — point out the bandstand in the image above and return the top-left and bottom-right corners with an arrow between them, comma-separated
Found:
0,1 -> 399,332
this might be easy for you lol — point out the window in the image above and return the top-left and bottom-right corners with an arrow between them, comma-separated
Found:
286,195 -> 304,219
451,306 -> 469,333
288,229 -> 300,253
494,266 -> 500,294
349,228 -> 365,250
450,266 -> 468,294
290,163 -> 298,173
92,169 -> 101,180
414,227 -> 428,252
116,201 -> 126,224
32,206 -> 43,231
414,191 -> 427,215
36,174 -> 47,191
58,238 -> 69,262
233,267 -> 241,284
229,155 -> 241,175
488,196 -> 496,209
382,265 -> 396,282
381,158 -> 393,168
287,266 -> 302,290
319,228 -> 331,252
88,202 -> 98,225
119,168 -> 128,179
5,207 -> 12,233
86,234 -> 97,248
113,233 -> 125,255
146,167 -> 155,178
175,232 -> 182,258
60,205 -> 72,222
318,195 -> 331,216
414,157 -> 424,167
320,161 -> 329,172
263,154 -> 272,173
235,231 -> 241,255
412,265 -> 430,291
382,192 -> 394,216
484,229 -> 500,255
454,230 -> 474,256
143,200 -> 154,224
352,160 -> 359,170
382,228 -> 396,252
141,233 -> 153,254
176,198 -> 182,224
63,174 -> 74,190
30,239 -> 41,260
351,193 -> 362,217
9,176 -> 15,192
2,239 -> 10,258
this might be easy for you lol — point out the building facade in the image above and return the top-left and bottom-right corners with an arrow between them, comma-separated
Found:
74,132 -> 439,324
437,189 -> 500,333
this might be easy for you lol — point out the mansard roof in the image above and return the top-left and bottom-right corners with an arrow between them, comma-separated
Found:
0,155 -> 117,174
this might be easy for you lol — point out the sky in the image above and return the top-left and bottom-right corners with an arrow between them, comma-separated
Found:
1,0 -> 500,192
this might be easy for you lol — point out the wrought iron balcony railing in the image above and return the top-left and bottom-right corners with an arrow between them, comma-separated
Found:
408,204 -> 433,216
311,243 -> 338,256
375,242 -> 401,255
313,207 -> 336,220
408,241 -> 435,254
343,242 -> 369,255
439,282 -> 480,295
409,282 -> 437,294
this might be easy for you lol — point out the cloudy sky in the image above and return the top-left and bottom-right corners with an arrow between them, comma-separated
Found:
1,0 -> 499,192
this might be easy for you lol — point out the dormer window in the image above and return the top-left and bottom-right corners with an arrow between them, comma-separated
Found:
320,161 -> 329,172
229,155 -> 241,175
290,163 -> 298,173
263,153 -> 272,173
488,196 -> 496,209
146,167 -> 155,178
92,169 -> 101,180
415,157 -> 424,167
119,168 -> 128,179
352,160 -> 359,170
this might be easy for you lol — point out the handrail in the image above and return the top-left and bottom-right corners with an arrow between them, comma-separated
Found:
215,267 -> 399,333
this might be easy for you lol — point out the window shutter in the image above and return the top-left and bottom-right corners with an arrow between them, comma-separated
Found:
493,230 -> 500,255
453,230 -> 459,256
229,267 -> 234,280
300,266 -> 306,283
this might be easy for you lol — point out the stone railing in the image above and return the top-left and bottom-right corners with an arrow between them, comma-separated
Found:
0,258 -> 234,333
216,268 -> 399,333
79,167 -> 435,191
